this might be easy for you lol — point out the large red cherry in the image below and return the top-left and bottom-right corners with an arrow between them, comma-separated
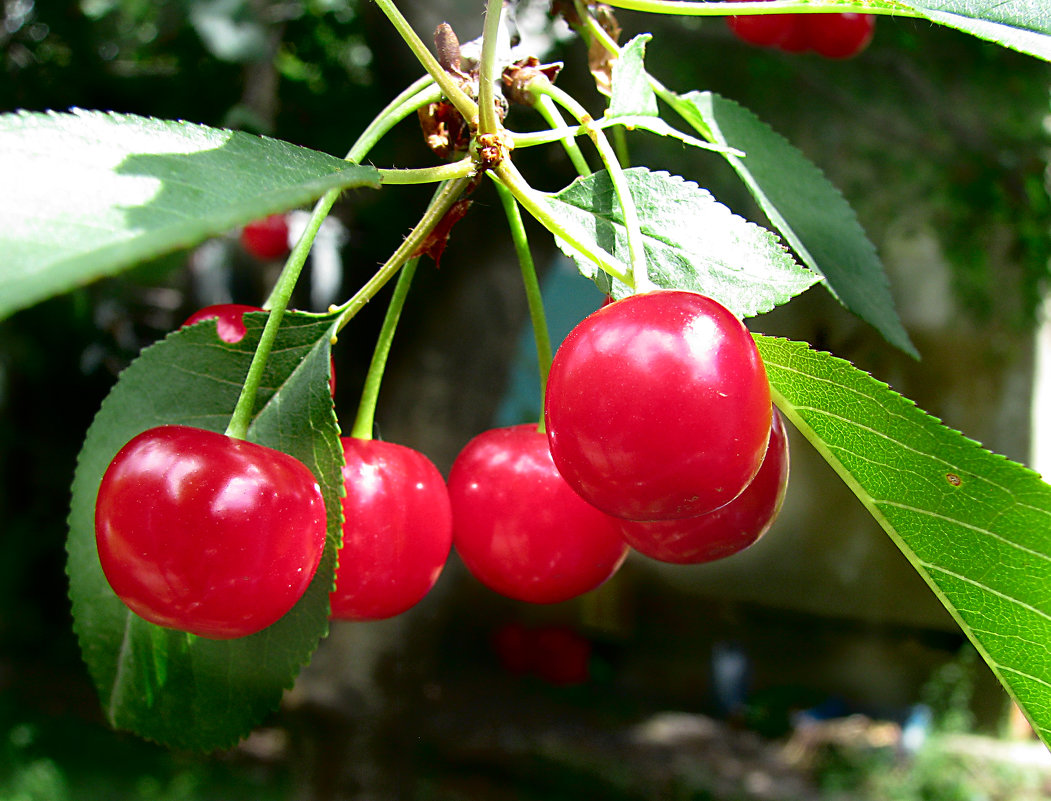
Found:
330,438 -> 452,621
619,409 -> 790,564
447,425 -> 628,604
95,425 -> 327,639
545,290 -> 771,521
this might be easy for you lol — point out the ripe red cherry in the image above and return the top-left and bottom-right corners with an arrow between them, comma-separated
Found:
726,12 -> 798,47
181,304 -> 337,396
545,291 -> 771,521
94,425 -> 327,639
805,13 -> 875,58
183,303 -> 264,344
447,425 -> 628,604
619,409 -> 789,564
329,438 -> 452,621
241,214 -> 291,260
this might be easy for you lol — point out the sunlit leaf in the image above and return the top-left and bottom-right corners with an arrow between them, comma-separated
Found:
757,335 -> 1051,749
0,110 -> 378,320
549,167 -> 819,317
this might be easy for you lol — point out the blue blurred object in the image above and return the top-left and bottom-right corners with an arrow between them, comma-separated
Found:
711,641 -> 752,718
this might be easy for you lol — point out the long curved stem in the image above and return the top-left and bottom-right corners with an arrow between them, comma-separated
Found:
333,177 -> 474,332
599,0 -> 915,15
350,258 -> 419,440
477,0 -> 506,136
372,0 -> 479,127
494,181 -> 553,432
533,94 -> 592,178
492,160 -> 632,287
533,80 -> 652,290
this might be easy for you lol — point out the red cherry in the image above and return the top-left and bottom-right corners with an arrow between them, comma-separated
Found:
805,13 -> 875,58
329,438 -> 452,621
776,19 -> 812,52
532,625 -> 592,686
183,303 -> 264,344
727,12 -> 799,48
181,304 -> 337,397
447,425 -> 629,604
619,409 -> 790,564
94,425 -> 327,639
545,291 -> 772,521
492,622 -> 535,675
241,214 -> 291,260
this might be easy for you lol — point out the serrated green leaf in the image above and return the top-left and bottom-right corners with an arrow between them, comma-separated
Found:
756,335 -> 1051,749
898,0 -> 1051,61
0,110 -> 379,320
609,34 -> 659,118
67,311 -> 343,751
676,92 -> 918,357
549,167 -> 819,317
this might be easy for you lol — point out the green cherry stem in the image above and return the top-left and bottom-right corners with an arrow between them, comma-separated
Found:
532,79 -> 653,291
372,0 -> 479,127
225,223 -> 316,439
533,93 -> 592,177
598,0 -> 913,15
333,176 -> 474,333
347,77 -> 442,164
378,158 -> 476,185
493,181 -> 553,433
350,257 -> 420,440
492,159 -> 632,287
477,0 -> 506,136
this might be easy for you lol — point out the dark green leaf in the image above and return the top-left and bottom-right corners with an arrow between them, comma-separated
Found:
898,0 -> 1051,61
0,110 -> 379,320
550,167 -> 819,318
757,335 -> 1051,749
675,92 -> 918,357
67,312 -> 343,751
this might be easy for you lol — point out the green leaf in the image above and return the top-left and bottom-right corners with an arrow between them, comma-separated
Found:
549,167 -> 820,318
67,311 -> 343,751
673,91 -> 918,357
609,34 -> 659,118
756,335 -> 1051,749
0,109 -> 379,320
897,0 -> 1051,61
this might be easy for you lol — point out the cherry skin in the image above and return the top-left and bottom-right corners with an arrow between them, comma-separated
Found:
95,425 -> 327,639
545,290 -> 772,521
532,625 -> 592,686
727,12 -> 799,48
241,214 -> 291,260
805,13 -> 875,59
619,409 -> 790,564
447,425 -> 629,604
329,438 -> 453,621
183,303 -> 264,344
181,304 -> 337,397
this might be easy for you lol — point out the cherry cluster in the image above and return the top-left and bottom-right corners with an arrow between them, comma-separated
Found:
727,5 -> 875,59
93,289 -> 788,641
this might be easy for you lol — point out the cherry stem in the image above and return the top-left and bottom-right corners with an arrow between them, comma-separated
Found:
492,159 -> 632,287
598,0 -> 912,15
477,0 -> 506,136
532,79 -> 653,291
494,181 -> 553,433
378,159 -> 476,185
371,0 -> 479,128
350,257 -> 420,440
533,93 -> 592,177
332,176 -> 474,333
